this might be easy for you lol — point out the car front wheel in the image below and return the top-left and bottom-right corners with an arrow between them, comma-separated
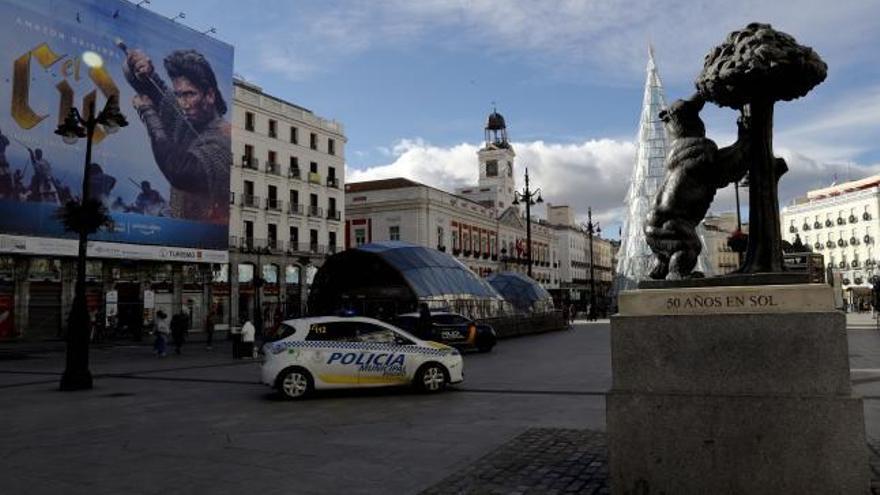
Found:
277,367 -> 313,400
415,363 -> 447,393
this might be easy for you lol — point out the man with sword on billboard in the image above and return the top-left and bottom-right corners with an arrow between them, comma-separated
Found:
119,39 -> 231,223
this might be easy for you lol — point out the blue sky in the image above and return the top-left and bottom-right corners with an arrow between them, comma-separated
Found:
143,0 -> 880,235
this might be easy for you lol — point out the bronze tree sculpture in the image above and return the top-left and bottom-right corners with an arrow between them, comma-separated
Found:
696,22 -> 827,273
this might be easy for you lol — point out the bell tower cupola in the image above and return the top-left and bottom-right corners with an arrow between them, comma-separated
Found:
475,107 -> 517,210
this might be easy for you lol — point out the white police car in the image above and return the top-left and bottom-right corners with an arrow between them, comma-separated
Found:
261,316 -> 464,399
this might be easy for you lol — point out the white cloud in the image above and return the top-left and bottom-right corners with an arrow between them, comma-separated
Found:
240,0 -> 880,86
349,137 -> 637,227
349,137 -> 880,238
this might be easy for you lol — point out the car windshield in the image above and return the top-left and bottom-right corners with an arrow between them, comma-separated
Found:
262,323 -> 297,343
432,314 -> 469,325
385,323 -> 420,345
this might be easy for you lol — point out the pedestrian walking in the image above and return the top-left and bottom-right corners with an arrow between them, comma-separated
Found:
170,311 -> 189,355
241,318 -> 256,359
416,303 -> 432,340
568,303 -> 576,324
154,310 -> 170,357
204,311 -> 215,350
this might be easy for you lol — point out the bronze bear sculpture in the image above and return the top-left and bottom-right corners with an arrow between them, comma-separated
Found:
644,94 -> 753,280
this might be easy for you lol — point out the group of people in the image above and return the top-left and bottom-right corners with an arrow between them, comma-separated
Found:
151,310 -> 256,359
562,303 -> 602,325
152,310 -> 192,357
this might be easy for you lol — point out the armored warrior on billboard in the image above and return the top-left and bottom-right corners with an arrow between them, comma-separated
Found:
26,147 -> 59,204
120,42 -> 231,223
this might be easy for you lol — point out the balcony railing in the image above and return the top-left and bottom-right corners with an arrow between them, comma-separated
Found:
326,177 -> 339,188
265,198 -> 283,212
287,243 -> 328,255
230,236 -> 286,253
266,162 -> 281,175
326,209 -> 341,221
288,167 -> 301,179
241,194 -> 261,208
241,156 -> 259,170
308,205 -> 323,217
308,172 -> 322,184
288,203 -> 304,215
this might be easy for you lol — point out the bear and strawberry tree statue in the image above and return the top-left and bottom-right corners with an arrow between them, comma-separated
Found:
644,22 -> 826,280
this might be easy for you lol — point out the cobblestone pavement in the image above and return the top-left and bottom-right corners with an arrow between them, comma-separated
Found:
423,428 -> 880,495
421,428 -> 609,495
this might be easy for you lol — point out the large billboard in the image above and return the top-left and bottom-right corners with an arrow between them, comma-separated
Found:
0,0 -> 233,261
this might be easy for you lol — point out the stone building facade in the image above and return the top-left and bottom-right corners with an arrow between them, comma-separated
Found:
782,175 -> 880,289
227,79 -> 346,330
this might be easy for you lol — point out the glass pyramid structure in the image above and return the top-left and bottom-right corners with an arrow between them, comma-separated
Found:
613,49 -> 713,292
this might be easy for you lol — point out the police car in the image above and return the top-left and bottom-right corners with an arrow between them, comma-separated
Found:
391,311 -> 497,353
261,316 -> 464,400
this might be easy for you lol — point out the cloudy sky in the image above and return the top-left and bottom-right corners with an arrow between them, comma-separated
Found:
147,0 -> 880,236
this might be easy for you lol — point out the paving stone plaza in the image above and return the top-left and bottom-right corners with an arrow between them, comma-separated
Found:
4,316 -> 880,493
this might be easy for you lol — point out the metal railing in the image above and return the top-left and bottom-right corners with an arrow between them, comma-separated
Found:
308,205 -> 323,217
288,203 -> 304,215
241,156 -> 259,170
241,194 -> 261,208
266,162 -> 281,175
326,209 -> 341,221
288,167 -> 301,179
265,198 -> 283,211
326,177 -> 339,188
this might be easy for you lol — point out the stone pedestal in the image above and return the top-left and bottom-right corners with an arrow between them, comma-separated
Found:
608,284 -> 869,494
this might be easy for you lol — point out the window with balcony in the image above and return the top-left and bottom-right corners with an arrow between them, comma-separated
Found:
268,223 -> 278,250
290,126 -> 298,144
243,144 -> 257,169
389,226 -> 400,241
244,220 -> 254,247
289,156 -> 300,178
267,185 -> 280,211
310,132 -> 318,150
245,111 -> 254,131
310,229 -> 319,252
289,190 -> 301,214
242,181 -> 258,208
289,226 -> 299,247
308,193 -> 321,217
268,119 -> 277,138
328,231 -> 337,253
328,138 -> 336,156
327,197 -> 339,220
309,161 -> 321,184
327,166 -> 338,188
437,226 -> 445,250
267,151 -> 279,174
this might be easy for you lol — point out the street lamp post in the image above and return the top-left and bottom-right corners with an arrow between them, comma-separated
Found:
54,92 -> 128,391
584,207 -> 601,321
512,167 -> 543,278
